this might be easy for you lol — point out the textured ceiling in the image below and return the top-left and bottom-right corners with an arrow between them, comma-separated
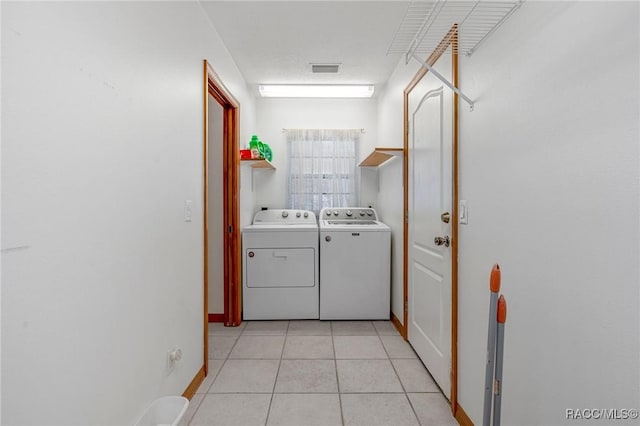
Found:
199,1 -> 410,92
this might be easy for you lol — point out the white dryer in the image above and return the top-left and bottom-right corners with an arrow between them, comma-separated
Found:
242,209 -> 319,320
319,207 -> 391,320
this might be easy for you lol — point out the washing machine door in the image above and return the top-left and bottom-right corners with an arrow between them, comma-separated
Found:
245,248 -> 316,288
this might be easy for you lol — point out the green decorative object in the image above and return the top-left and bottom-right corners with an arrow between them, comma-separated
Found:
249,135 -> 260,158
263,144 -> 273,162
257,141 -> 265,158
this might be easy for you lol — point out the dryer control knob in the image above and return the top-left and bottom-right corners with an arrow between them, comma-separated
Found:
296,212 -> 301,218
325,236 -> 332,242
326,211 -> 331,216
346,210 -> 353,216
359,211 -> 365,216
367,210 -> 373,216
304,212 -> 309,218
333,210 -> 339,216
282,211 -> 289,218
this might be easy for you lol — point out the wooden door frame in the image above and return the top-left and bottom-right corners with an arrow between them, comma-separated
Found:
402,26 -> 460,416
203,60 -> 241,374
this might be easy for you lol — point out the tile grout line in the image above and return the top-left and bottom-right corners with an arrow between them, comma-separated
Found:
205,328 -> 245,389
190,327 -> 243,424
205,329 -> 241,394
330,322 -> 346,426
201,356 -> 224,393
264,321 -> 290,426
378,324 -> 423,426
186,393 -> 206,426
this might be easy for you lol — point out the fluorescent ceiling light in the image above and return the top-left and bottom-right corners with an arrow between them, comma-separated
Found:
258,84 -> 374,98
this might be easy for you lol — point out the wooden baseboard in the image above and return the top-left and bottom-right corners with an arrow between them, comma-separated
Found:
454,402 -> 474,426
208,313 -> 224,322
391,312 -> 406,339
182,365 -> 205,400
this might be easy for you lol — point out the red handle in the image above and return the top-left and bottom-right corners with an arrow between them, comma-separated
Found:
497,295 -> 507,323
490,264 -> 501,293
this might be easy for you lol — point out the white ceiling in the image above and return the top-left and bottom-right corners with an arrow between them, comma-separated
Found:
199,1 -> 411,93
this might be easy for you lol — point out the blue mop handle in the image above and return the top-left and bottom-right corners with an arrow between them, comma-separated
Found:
483,264 -> 501,426
493,295 -> 507,426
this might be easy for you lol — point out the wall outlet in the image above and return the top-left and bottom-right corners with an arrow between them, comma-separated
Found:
167,347 -> 182,371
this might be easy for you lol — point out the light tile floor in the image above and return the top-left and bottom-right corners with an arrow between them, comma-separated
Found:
184,320 -> 458,426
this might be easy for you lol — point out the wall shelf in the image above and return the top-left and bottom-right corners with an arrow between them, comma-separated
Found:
241,158 -> 275,192
241,158 -> 275,170
359,147 -> 404,167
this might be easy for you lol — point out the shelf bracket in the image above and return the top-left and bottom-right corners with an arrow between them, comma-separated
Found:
410,52 -> 475,111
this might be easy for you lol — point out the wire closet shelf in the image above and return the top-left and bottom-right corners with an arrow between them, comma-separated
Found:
387,0 -> 523,110
388,0 -> 523,61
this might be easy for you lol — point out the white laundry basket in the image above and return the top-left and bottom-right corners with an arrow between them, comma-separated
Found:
135,396 -> 189,426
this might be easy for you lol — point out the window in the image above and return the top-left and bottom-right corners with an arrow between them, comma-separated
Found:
287,129 -> 360,214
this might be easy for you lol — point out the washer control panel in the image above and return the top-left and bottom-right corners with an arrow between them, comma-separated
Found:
321,207 -> 378,221
253,209 -> 315,224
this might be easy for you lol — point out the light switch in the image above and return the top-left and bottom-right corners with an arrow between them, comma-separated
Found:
459,200 -> 468,225
184,200 -> 193,222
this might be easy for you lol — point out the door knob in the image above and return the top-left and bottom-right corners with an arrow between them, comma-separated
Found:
434,236 -> 450,247
440,212 -> 451,223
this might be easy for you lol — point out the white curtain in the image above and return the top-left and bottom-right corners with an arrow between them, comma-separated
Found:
287,129 -> 360,214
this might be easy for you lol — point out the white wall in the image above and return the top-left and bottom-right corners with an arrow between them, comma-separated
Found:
377,2 -> 640,424
250,98 -> 379,214
1,2 -> 255,424
455,2 -> 639,425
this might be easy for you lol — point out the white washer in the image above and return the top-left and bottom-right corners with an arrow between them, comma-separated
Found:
242,209 -> 319,320
319,207 -> 391,320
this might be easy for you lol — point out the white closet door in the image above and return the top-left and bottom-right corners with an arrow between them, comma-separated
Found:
408,50 -> 453,397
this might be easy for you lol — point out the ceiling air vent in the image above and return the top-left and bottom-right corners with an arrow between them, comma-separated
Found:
311,63 -> 341,74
